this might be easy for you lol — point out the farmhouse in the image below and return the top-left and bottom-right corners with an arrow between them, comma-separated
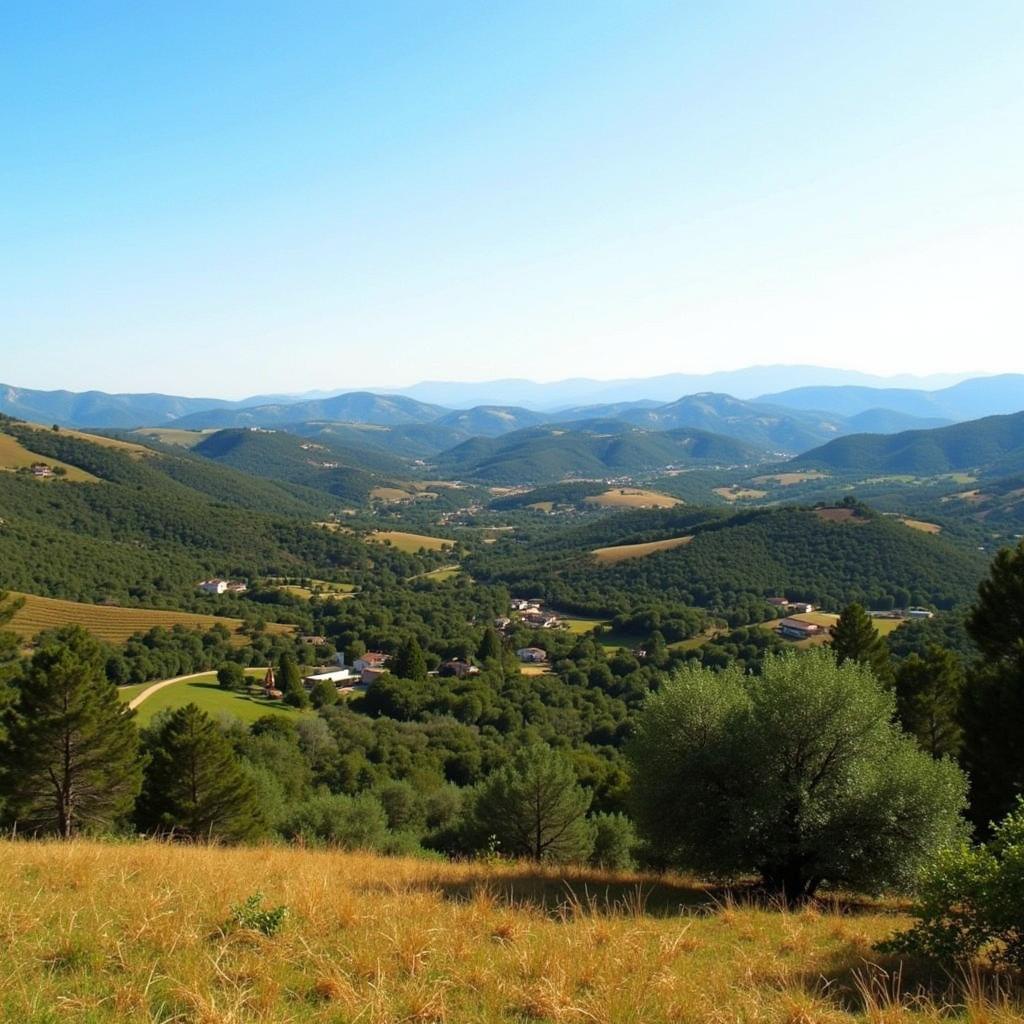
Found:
521,610 -> 561,628
510,598 -> 541,611
516,647 -> 547,663
439,660 -> 480,678
767,597 -> 815,613
360,666 -> 388,685
778,618 -> 821,640
302,667 -> 357,688
907,607 -> 935,619
197,578 -> 248,595
353,651 -> 389,673
493,616 -> 512,630
31,463 -> 54,479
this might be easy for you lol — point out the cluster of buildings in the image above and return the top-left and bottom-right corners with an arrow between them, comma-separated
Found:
197,578 -> 249,595
508,598 -> 562,629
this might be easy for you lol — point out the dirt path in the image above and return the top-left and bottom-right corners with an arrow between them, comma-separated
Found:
126,672 -> 212,710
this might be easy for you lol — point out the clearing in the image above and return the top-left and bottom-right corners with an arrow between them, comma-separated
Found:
6,592 -> 294,646
753,471 -> 829,486
367,530 -> 454,553
264,578 -> 356,601
0,840 -> 1001,1024
814,506 -> 868,524
0,432 -> 99,483
900,518 -> 942,534
592,535 -> 694,564
713,485 -> 768,501
130,427 -> 214,448
584,488 -> 682,509
128,671 -> 307,726
762,611 -> 904,647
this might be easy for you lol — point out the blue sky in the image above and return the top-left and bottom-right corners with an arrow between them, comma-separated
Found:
2,1 -> 1022,396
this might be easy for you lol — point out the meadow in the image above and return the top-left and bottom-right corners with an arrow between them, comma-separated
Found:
0,431 -> 99,483
591,535 -> 694,564
7,593 -> 294,646
367,530 -> 455,553
127,671 -> 306,726
584,487 -> 682,509
0,840 -> 1018,1024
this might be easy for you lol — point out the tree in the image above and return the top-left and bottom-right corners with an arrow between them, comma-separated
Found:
0,627 -> 143,838
830,603 -> 892,683
477,627 -> 503,663
469,744 -> 594,862
137,703 -> 266,842
278,791 -> 389,849
629,649 -> 967,903
278,653 -> 309,709
961,540 -> 1024,831
309,678 -> 338,709
894,646 -> 964,758
589,811 -> 637,871
216,662 -> 246,691
394,637 -> 428,681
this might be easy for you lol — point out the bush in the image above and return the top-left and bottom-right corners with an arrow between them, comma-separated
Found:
629,649 -> 968,902
882,798 -> 1024,968
278,792 -> 389,850
229,892 -> 288,937
589,812 -> 637,871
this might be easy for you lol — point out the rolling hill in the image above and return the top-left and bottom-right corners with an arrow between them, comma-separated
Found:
791,411 -> 1024,476
172,391 -> 446,428
433,421 -> 768,484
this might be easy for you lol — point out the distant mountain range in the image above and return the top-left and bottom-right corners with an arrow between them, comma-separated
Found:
2,370 -> 1021,463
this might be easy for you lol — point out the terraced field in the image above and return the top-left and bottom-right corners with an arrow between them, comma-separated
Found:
7,593 -> 294,646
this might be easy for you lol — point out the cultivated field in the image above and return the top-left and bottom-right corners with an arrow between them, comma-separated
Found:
584,487 -> 682,509
6,593 -> 294,646
128,672 -> 304,726
0,840 -> 1016,1024
592,534 -> 694,564
367,530 -> 454,553
753,471 -> 829,486
900,518 -> 942,534
0,432 -> 99,483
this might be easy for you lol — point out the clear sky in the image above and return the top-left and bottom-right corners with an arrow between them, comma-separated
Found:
2,1 -> 1022,397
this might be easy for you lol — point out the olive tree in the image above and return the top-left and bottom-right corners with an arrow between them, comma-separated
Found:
629,648 -> 967,903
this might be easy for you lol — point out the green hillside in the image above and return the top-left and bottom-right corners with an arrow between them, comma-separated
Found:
434,422 -> 767,484
467,502 -> 986,621
792,411 -> 1024,476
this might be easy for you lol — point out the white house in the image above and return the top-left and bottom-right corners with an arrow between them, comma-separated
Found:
198,578 -> 229,595
303,667 -> 357,688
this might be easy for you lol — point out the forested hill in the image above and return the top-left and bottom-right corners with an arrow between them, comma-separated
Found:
192,428 -> 409,501
433,422 -> 767,484
791,411 -> 1024,476
467,504 -> 986,622
0,419 -> 430,607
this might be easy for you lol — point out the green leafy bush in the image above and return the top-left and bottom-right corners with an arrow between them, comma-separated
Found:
883,798 -> 1024,968
229,892 -> 288,937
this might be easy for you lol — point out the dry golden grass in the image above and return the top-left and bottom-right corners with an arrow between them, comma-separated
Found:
7,593 -> 294,646
0,840 -> 1017,1024
368,530 -> 454,553
592,535 -> 694,564
899,518 -> 942,534
0,432 -> 99,483
584,488 -> 682,509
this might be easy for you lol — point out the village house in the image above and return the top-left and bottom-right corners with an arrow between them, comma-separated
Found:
907,607 -> 935,619
767,597 -> 815,613
197,578 -> 248,595
439,660 -> 480,678
360,666 -> 388,685
521,609 -> 561,628
777,617 -> 821,640
493,616 -> 512,630
302,667 -> 357,689
31,463 -> 54,478
353,651 -> 389,673
516,646 -> 547,663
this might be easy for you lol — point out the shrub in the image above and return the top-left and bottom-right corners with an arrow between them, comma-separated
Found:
229,892 -> 288,937
589,812 -> 637,871
882,798 -> 1024,968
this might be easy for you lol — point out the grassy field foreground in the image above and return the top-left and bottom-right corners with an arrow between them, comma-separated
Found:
1,842 -> 1021,1023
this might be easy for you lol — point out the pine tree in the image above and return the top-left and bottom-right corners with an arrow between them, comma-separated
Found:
470,744 -> 594,862
477,627 -> 503,663
278,653 -> 309,708
394,637 -> 428,681
962,540 -> 1024,831
0,626 -> 143,838
830,603 -> 892,683
137,703 -> 266,842
894,646 -> 964,758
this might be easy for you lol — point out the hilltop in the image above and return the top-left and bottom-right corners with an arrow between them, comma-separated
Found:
0,838 -> 988,1024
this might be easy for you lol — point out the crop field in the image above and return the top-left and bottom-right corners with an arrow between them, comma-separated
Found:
367,530 -> 454,553
129,672 -> 303,726
0,432 -> 99,482
585,487 -> 682,509
713,485 -> 769,501
1,839 -> 1014,1024
6,592 -> 294,646
592,534 -> 694,564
